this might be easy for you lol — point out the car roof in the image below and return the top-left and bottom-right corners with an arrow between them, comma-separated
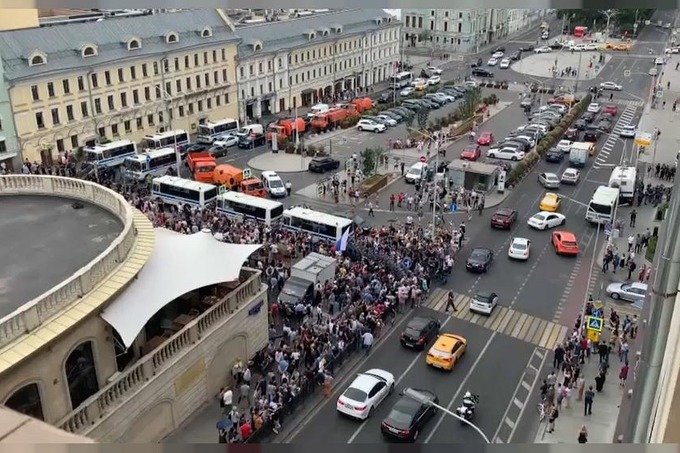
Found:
555,231 -> 577,240
512,237 -> 530,244
544,172 -> 559,178
407,316 -> 434,329
261,170 -> 278,178
432,334 -> 465,349
564,168 -> 578,173
350,370 -> 390,392
544,193 -> 559,199
472,247 -> 492,254
495,207 -> 515,215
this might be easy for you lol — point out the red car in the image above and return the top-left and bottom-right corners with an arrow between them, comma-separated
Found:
477,131 -> 494,146
552,231 -> 580,256
491,208 -> 517,229
460,144 -> 482,161
603,104 -> 618,116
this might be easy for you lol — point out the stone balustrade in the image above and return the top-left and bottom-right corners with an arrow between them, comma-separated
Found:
0,175 -> 134,348
57,271 -> 263,435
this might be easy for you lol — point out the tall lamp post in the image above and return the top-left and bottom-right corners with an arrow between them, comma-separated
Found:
156,84 -> 183,175
408,127 -> 440,231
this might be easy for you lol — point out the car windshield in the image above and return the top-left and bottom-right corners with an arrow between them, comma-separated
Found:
471,250 -> 488,260
343,388 -> 367,402
474,293 -> 492,303
386,406 -> 414,425
269,179 -> 284,188
405,327 -> 422,337
533,214 -> 547,221
513,242 -> 527,250
430,347 -> 452,358
282,283 -> 307,297
407,168 -> 420,175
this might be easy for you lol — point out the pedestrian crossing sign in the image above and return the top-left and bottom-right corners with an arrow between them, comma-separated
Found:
586,316 -> 604,332
587,329 -> 600,343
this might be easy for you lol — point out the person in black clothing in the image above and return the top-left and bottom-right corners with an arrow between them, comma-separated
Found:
445,290 -> 458,312
595,372 -> 606,392
584,386 -> 595,415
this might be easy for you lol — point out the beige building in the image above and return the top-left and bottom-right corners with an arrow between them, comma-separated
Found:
0,9 -> 240,164
234,9 -> 401,120
0,175 -> 268,441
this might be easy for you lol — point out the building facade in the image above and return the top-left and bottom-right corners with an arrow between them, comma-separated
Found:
507,9 -> 535,34
234,9 -> 401,121
0,9 -> 240,165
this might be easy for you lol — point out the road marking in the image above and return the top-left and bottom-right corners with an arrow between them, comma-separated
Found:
513,397 -> 524,409
504,417 -> 516,429
424,329 -> 499,443
346,315 -> 453,443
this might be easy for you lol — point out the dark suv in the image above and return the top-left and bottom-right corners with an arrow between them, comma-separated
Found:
583,125 -> 601,142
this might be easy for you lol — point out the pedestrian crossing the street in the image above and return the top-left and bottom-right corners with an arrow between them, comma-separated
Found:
593,104 -> 638,170
425,289 -> 569,350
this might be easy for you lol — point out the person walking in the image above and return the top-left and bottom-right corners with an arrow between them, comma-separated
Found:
553,344 -> 565,370
620,362 -> 629,387
578,425 -> 588,443
584,386 -> 595,415
630,209 -> 637,227
547,405 -> 559,433
367,201 -> 375,217
445,290 -> 458,312
323,372 -> 333,398
362,330 -> 374,355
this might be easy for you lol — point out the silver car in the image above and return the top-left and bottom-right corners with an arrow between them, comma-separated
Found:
606,282 -> 648,305
538,172 -> 561,189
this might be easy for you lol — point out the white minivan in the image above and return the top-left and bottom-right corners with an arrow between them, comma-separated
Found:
404,162 -> 428,184
261,170 -> 287,198
307,103 -> 330,118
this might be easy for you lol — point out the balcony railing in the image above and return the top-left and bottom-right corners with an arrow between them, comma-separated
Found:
0,175 -> 134,349
57,271 -> 263,435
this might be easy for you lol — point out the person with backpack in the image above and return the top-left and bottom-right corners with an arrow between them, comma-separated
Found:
547,405 -> 559,433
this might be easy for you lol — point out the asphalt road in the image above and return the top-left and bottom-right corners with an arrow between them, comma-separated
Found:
287,307 -> 537,444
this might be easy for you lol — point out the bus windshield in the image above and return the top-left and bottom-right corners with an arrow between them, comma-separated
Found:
589,202 -> 613,215
124,160 -> 144,172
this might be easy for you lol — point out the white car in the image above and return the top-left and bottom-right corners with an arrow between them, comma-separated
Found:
376,114 -> 397,127
336,369 -> 395,419
508,237 -> 531,260
487,57 -> 498,66
492,51 -> 504,58
411,77 -> 426,87
487,147 -> 525,161
561,168 -> 581,184
499,58 -> 511,69
400,86 -> 415,96
527,211 -> 566,230
356,119 -> 386,133
469,291 -> 499,315
260,170 -> 287,198
587,103 -> 601,113
584,43 -> 598,51
619,125 -> 636,138
534,46 -> 552,53
427,66 -> 443,75
649,67 -> 658,76
599,81 -> 622,91
464,80 -> 478,87
212,135 -> 239,148
427,76 -> 441,85
434,92 -> 455,102
538,172 -> 561,189
556,140 -> 572,152
655,57 -> 664,65
571,44 -> 586,51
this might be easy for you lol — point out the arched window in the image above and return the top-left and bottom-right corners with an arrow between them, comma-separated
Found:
30,55 -> 45,66
201,27 -> 213,38
5,383 -> 44,421
65,341 -> 99,409
166,32 -> 179,44
82,45 -> 97,58
128,39 -> 141,50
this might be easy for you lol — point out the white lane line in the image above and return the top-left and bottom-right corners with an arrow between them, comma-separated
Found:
513,397 -> 525,409
521,381 -> 531,391
504,417 -> 516,429
346,315 -> 453,444
507,349 -> 548,442
424,330 -> 499,443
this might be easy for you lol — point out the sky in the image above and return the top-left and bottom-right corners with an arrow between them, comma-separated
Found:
383,9 -> 401,19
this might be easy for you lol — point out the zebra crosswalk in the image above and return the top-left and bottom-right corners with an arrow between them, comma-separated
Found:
607,98 -> 644,108
593,104 -> 638,170
425,289 -> 569,350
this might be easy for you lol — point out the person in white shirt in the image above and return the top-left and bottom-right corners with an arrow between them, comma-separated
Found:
221,388 -> 233,414
362,331 -> 374,355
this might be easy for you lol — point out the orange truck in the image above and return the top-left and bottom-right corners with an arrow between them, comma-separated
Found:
311,108 -> 356,133
186,152 -> 216,183
350,97 -> 374,113
212,163 -> 266,197
267,117 -> 306,142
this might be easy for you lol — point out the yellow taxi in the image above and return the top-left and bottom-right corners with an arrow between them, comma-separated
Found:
426,333 -> 467,371
539,193 -> 561,212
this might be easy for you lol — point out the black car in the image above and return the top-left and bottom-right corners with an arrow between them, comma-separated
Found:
545,148 -> 564,163
564,128 -> 579,140
466,247 -> 493,273
581,112 -> 596,123
393,107 -> 415,117
597,119 -> 612,132
471,68 -> 494,77
400,316 -> 441,349
381,388 -> 438,442
308,156 -> 340,173
510,51 -> 522,61
519,45 -> 534,52
583,125 -> 601,142
491,46 -> 506,53
238,133 -> 266,149
500,140 -> 529,152
574,119 -> 588,130
470,57 -> 483,68
178,143 -> 209,157
381,110 -> 403,122
377,92 -> 392,104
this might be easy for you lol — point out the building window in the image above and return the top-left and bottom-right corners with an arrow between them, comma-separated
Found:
155,86 -> 161,98
94,98 -> 101,114
91,73 -> 98,88
186,77 -> 192,90
133,89 -> 139,104
163,59 -> 169,73
184,55 -> 190,68
35,112 -> 45,129
268,82 -> 273,92
124,120 -> 131,133
62,79 -> 71,95
249,65 -> 254,76
82,45 -> 97,57
120,92 -> 127,107
66,105 -> 74,121
194,53 -> 199,66
212,50 -> 217,62
221,48 -> 226,60
240,67 -> 245,79
104,71 -> 111,85
166,32 -> 178,44
250,87 -> 255,97
144,87 -> 150,101
56,138 -> 64,152
30,55 -> 46,66
98,127 -> 105,138
196,75 -> 201,88
222,69 -> 227,82
204,73 -> 210,86
107,95 -> 114,110
188,103 -> 193,114
178,105 -> 185,117
130,66 -> 137,80
142,63 -> 148,77
148,114 -> 154,126
77,76 -> 85,91
128,38 -> 141,50
46,82 -> 55,98
0,139 -> 6,153
224,93 -> 230,104
203,52 -> 208,65
136,117 -> 143,129
153,61 -> 159,75
165,82 -> 171,95
258,62 -> 263,74
31,85 -> 39,101
278,58 -> 283,68
176,79 -> 182,92
216,95 -> 221,106
80,101 -> 88,117
111,124 -> 119,136
71,135 -> 78,148
206,97 -> 212,109
213,70 -> 218,84
174,57 -> 179,71
50,108 -> 59,125
197,100 -> 203,112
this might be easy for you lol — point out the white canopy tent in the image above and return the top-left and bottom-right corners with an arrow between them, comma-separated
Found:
101,228 -> 262,348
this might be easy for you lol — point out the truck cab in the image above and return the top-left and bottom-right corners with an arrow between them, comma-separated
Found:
240,178 -> 267,198
186,152 -> 216,183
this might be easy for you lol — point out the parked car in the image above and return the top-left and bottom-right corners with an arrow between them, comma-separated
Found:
599,81 -> 622,91
308,156 -> 340,173
357,119 -> 386,133
460,144 -> 482,161
471,68 -> 494,77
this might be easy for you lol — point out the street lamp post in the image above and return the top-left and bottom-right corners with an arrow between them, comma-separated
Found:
408,127 -> 440,231
156,84 -> 182,175
404,389 -> 491,443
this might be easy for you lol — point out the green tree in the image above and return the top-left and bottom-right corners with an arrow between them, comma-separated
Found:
404,112 -> 415,131
416,108 -> 430,131
360,148 -> 376,176
456,87 -> 482,120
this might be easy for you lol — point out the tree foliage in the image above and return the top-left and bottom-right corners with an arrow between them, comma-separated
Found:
456,87 -> 482,120
360,147 -> 386,176
404,112 -> 415,131
556,9 -> 654,31
416,108 -> 430,131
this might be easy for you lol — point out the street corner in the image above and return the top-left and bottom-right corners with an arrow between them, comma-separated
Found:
510,51 -> 612,83
247,151 -> 313,173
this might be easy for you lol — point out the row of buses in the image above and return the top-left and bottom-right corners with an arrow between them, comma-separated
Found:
585,166 -> 637,225
151,176 -> 353,242
82,118 -> 241,177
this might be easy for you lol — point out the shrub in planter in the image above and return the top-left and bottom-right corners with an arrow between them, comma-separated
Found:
646,236 -> 658,261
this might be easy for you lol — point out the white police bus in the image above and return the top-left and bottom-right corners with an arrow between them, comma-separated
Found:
216,191 -> 284,225
608,166 -> 637,205
389,71 -> 413,89
142,130 -> 190,150
282,207 -> 352,242
151,176 -> 218,208
586,186 -> 620,224
197,118 -> 239,143
83,140 -> 137,168
123,148 -> 177,181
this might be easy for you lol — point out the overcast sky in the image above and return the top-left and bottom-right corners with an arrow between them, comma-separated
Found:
383,9 -> 401,19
